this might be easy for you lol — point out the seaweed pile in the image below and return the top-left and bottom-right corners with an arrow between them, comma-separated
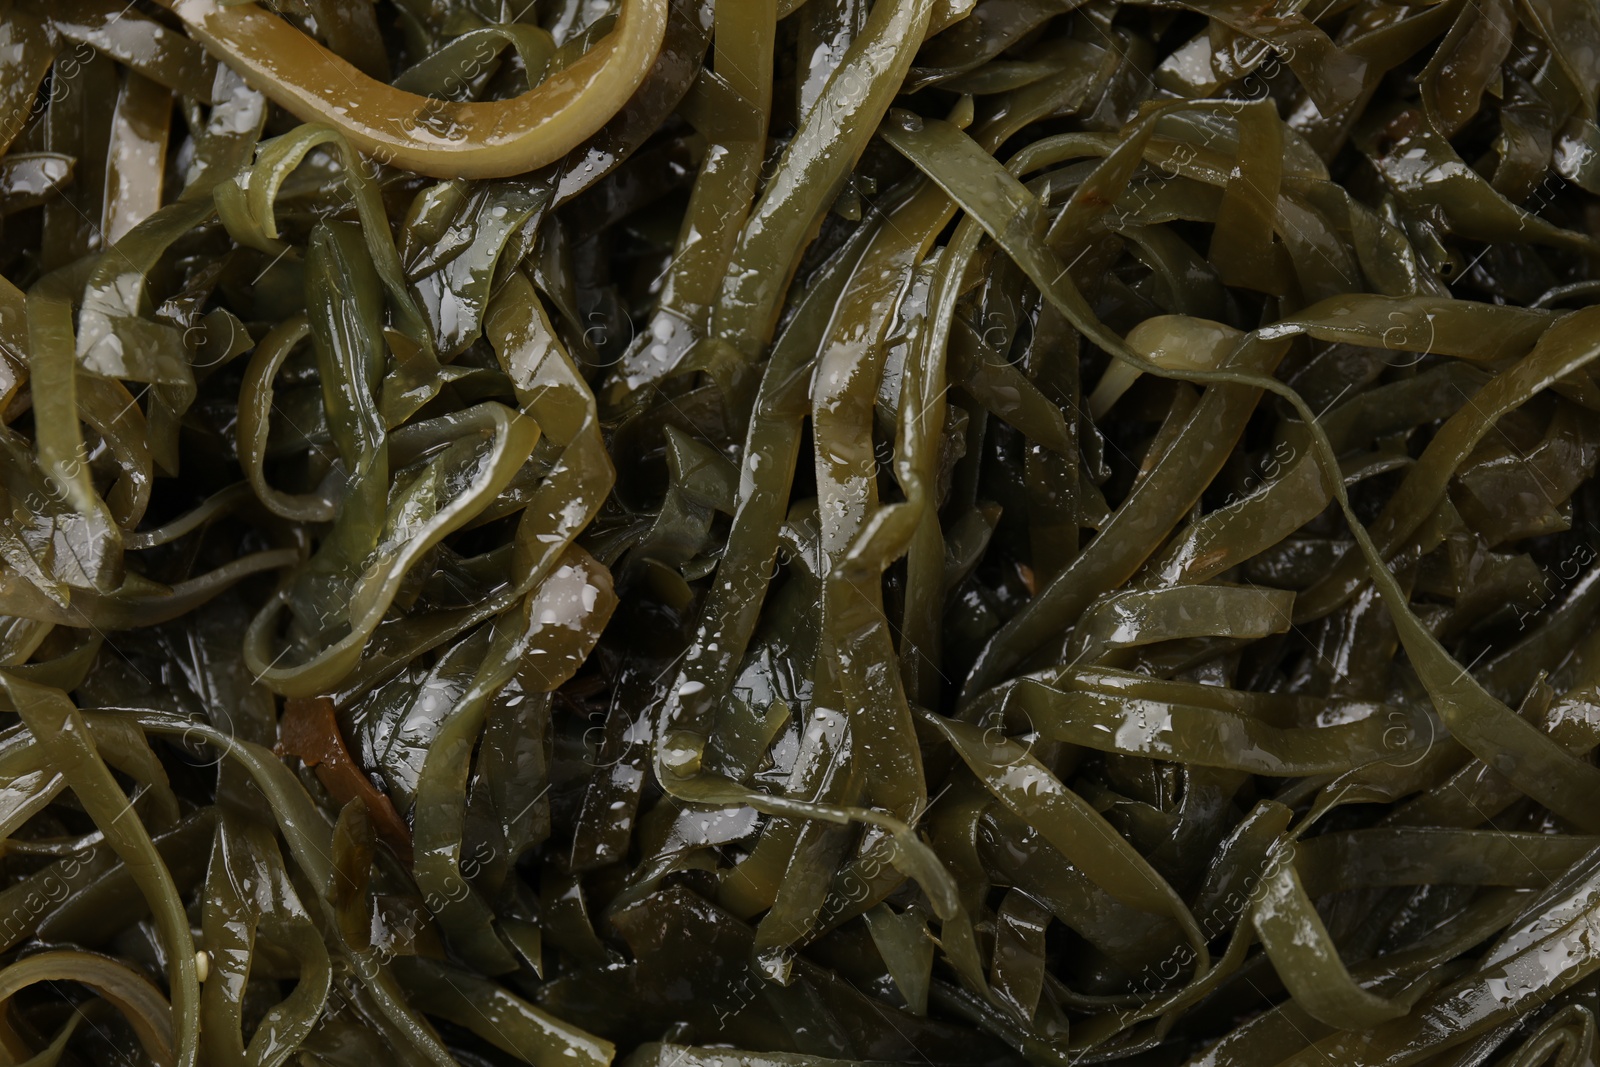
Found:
2,0 -> 1600,1063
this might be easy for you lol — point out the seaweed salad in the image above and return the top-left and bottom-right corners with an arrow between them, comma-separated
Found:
4,0 -> 1600,1063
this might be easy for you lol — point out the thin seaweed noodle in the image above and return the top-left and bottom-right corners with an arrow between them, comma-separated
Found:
1,0 -> 1600,1063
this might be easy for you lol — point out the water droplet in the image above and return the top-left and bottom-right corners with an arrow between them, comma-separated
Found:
893,110 -> 924,132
